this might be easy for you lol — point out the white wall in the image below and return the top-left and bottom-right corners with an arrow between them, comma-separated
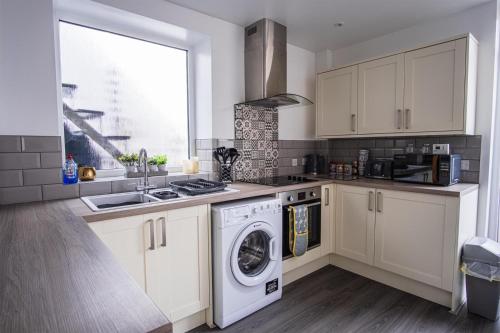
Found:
0,0 -> 61,136
279,44 -> 317,140
317,1 -> 498,236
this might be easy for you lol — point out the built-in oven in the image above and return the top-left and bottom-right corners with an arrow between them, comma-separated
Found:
278,187 -> 321,260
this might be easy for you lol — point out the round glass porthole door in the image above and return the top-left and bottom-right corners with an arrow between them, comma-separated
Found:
238,230 -> 270,277
231,222 -> 277,287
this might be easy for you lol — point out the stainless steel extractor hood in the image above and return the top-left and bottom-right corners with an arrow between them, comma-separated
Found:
241,18 -> 313,108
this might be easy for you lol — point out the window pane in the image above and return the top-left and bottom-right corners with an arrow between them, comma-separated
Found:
59,21 -> 189,169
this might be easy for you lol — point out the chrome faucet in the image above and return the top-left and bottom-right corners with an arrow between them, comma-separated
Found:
136,148 -> 156,194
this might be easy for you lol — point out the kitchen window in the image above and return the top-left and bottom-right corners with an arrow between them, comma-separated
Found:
58,21 -> 190,171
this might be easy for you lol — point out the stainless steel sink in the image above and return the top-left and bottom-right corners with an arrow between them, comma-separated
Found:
81,192 -> 161,211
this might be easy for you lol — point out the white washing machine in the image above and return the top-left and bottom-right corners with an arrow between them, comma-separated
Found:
212,197 -> 283,328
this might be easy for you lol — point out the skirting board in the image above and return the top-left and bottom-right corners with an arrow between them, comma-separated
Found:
173,310 -> 206,333
330,254 -> 455,311
284,255 -> 330,286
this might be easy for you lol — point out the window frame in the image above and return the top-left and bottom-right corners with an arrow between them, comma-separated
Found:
54,8 -> 195,175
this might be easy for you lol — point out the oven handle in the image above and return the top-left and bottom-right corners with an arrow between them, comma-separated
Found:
269,237 -> 277,261
286,202 -> 321,211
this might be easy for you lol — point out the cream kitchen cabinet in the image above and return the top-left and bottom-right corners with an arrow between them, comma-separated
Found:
373,190 -> 455,290
321,184 -> 335,256
90,215 -> 148,290
89,205 -> 210,323
316,66 -> 358,137
357,54 -> 404,134
334,185 -> 375,265
404,39 -> 468,133
332,184 -> 478,312
316,34 -> 477,137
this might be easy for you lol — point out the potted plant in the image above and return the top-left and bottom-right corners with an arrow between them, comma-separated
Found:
118,153 -> 138,173
155,154 -> 168,172
147,157 -> 158,172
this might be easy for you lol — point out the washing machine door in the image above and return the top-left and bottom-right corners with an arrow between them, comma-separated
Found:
231,221 -> 278,287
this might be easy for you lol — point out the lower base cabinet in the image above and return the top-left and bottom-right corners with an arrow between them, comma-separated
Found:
89,205 -> 210,323
374,190 -> 455,290
335,185 -> 375,265
334,185 -> 477,294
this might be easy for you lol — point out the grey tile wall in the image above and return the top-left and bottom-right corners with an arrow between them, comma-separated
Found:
21,136 -> 61,152
80,181 -> 112,197
0,186 -> 43,205
0,170 -> 23,188
42,184 -> 80,201
277,140 -> 318,176
326,135 -> 482,183
0,135 -> 64,204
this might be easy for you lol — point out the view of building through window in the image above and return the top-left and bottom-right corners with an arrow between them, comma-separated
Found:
59,21 -> 189,170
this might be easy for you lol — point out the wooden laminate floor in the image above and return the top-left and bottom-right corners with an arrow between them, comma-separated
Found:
192,266 -> 499,333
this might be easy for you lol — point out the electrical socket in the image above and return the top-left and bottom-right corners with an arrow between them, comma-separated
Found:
292,158 -> 298,167
302,158 -> 307,166
461,160 -> 470,171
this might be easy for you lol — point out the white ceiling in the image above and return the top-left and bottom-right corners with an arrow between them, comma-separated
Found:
166,0 -> 490,51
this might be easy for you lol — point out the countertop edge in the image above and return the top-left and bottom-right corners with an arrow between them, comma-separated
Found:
70,179 -> 479,223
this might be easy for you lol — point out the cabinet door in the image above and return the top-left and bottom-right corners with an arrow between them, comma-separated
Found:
358,55 -> 404,134
374,190 -> 455,289
316,66 -> 358,136
321,184 -> 335,255
404,39 -> 466,132
145,206 -> 210,322
335,185 -> 376,265
89,215 -> 147,290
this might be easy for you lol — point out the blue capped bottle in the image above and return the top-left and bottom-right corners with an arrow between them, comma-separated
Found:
62,153 -> 78,184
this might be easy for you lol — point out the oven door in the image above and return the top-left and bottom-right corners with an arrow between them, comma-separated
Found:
282,199 -> 321,259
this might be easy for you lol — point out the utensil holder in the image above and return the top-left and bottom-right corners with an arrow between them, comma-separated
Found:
219,163 -> 233,183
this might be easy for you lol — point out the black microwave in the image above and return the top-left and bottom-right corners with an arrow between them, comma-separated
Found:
392,154 -> 461,186
365,159 -> 394,180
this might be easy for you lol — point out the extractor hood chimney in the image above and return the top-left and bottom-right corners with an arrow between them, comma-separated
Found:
241,18 -> 313,108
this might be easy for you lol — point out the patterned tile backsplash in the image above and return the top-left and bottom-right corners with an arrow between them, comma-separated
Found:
233,104 -> 279,181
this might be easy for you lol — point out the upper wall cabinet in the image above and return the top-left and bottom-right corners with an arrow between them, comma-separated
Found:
358,54 -> 404,134
404,39 -> 466,133
316,66 -> 358,136
316,35 -> 478,138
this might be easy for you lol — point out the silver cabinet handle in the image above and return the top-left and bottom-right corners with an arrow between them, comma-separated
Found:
147,219 -> 155,250
325,187 -> 330,206
368,191 -> 374,211
159,217 -> 167,247
405,109 -> 410,129
397,109 -> 402,129
351,114 -> 356,132
377,192 -> 383,213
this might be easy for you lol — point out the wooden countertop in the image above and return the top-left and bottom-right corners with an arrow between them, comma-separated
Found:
70,178 -> 478,223
314,176 -> 479,197
0,200 -> 172,333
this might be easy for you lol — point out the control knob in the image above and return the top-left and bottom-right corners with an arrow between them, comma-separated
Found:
310,191 -> 317,198
288,195 -> 294,202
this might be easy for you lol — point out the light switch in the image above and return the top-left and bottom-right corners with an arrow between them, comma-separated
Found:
461,160 -> 470,171
292,158 -> 298,167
